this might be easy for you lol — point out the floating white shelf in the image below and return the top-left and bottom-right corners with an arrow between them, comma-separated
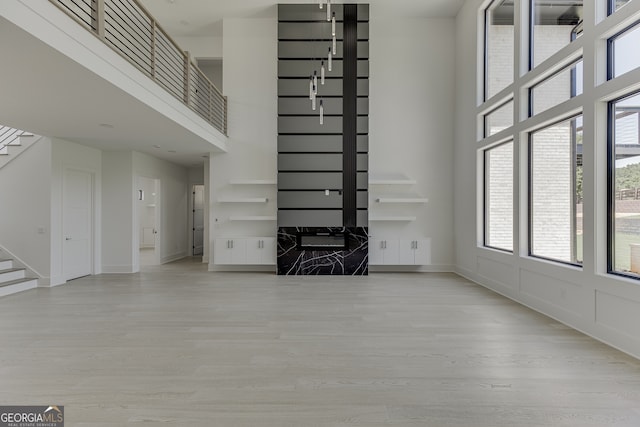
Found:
229,179 -> 277,185
217,197 -> 269,203
229,216 -> 277,221
369,173 -> 416,185
370,216 -> 417,222
375,196 -> 428,204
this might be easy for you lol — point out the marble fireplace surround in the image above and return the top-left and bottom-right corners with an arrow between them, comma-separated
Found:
277,227 -> 369,276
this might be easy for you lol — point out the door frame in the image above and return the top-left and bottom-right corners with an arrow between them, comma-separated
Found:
62,167 -> 95,281
135,176 -> 162,268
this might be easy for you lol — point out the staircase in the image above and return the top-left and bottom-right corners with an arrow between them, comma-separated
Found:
0,125 -> 38,169
0,258 -> 37,297
1,124 -> 42,297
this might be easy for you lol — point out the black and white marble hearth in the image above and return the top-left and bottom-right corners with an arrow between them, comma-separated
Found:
278,227 -> 368,276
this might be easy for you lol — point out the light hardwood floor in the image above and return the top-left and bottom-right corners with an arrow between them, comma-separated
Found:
1,258 -> 639,426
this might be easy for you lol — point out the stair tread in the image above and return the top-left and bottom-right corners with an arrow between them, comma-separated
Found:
0,268 -> 25,274
0,278 -> 37,288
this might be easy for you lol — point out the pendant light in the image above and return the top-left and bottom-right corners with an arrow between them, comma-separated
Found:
327,0 -> 331,21
332,12 -> 336,36
332,35 -> 337,55
309,75 -> 314,100
328,47 -> 332,71
313,70 -> 318,95
319,99 -> 324,125
319,0 -> 323,9
321,60 -> 325,85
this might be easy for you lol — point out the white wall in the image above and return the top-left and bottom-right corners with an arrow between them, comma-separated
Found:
369,17 -> 456,271
102,152 -> 135,273
50,138 -> 102,285
454,0 -> 640,359
209,17 -> 278,271
0,138 -> 51,278
176,36 -> 223,59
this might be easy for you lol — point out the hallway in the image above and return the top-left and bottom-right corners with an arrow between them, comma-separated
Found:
1,260 -> 639,426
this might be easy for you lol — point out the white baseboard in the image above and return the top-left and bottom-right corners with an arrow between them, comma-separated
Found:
102,265 -> 135,274
161,252 -> 187,264
209,264 -> 276,273
369,264 -> 455,273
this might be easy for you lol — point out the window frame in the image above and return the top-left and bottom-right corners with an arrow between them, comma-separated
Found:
528,113 -> 583,267
607,89 -> 640,279
607,20 -> 640,80
484,0 -> 515,101
484,98 -> 514,138
483,140 -> 515,253
528,57 -> 583,117
529,0 -> 583,70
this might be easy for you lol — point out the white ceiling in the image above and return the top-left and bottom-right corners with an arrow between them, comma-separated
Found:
140,0 -> 466,37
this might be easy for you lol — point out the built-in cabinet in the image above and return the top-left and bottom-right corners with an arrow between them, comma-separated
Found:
370,238 -> 431,266
214,237 -> 276,265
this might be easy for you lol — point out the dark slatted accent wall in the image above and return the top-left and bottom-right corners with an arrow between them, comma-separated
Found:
277,3 -> 369,228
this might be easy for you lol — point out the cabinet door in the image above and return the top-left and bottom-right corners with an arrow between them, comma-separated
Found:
245,238 -> 263,264
383,239 -> 400,265
369,239 -> 385,265
260,238 -> 277,265
229,238 -> 246,264
214,239 -> 233,264
413,238 -> 431,265
398,240 -> 416,265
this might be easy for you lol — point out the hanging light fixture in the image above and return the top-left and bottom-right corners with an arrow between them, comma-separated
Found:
321,60 -> 325,85
319,0 -> 323,9
319,99 -> 324,125
328,46 -> 332,71
313,70 -> 318,95
332,12 -> 336,36
309,75 -> 314,100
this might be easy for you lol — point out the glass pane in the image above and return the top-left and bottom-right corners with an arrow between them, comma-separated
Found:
532,0 -> 583,68
485,142 -> 514,252
531,59 -> 583,116
530,115 -> 583,265
611,93 -> 640,276
611,0 -> 634,14
486,0 -> 515,99
484,100 -> 514,137
610,23 -> 640,78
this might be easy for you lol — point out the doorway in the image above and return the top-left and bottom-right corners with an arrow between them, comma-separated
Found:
63,169 -> 93,281
192,185 -> 205,256
137,176 -> 161,266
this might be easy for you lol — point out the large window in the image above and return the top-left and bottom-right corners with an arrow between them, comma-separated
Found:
608,22 -> 640,79
531,0 -> 583,68
485,0 -> 515,99
609,92 -> 640,277
530,115 -> 583,265
485,142 -> 514,252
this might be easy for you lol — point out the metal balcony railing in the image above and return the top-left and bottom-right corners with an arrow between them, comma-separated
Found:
49,0 -> 228,135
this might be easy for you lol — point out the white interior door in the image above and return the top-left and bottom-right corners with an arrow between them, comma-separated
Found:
63,169 -> 92,280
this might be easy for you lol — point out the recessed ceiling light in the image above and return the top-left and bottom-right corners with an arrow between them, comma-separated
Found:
99,123 -> 114,128
153,145 -> 161,149
168,150 -> 177,153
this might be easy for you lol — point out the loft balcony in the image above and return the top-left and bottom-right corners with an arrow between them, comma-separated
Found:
0,0 -> 227,164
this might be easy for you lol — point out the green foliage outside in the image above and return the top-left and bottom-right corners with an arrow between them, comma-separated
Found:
615,162 -> 640,190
